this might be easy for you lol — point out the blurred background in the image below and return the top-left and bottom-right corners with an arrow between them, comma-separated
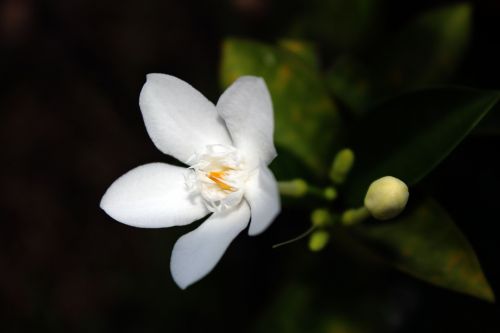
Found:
1,0 -> 500,332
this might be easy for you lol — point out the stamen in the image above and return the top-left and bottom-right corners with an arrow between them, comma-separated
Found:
207,171 -> 234,191
186,144 -> 248,212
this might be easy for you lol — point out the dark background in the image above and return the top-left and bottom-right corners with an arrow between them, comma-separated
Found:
1,0 -> 500,332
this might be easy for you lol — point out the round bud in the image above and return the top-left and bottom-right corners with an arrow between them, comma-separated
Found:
311,209 -> 332,227
364,176 -> 409,220
323,187 -> 338,201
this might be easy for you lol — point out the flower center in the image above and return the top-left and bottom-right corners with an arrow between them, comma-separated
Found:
185,144 -> 248,212
207,170 -> 234,191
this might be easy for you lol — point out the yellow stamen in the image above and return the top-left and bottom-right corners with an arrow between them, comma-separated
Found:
208,171 -> 234,191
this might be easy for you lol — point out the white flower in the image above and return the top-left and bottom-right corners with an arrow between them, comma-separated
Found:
100,74 -> 281,289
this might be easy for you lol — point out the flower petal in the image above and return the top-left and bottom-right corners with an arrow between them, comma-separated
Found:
216,76 -> 277,167
245,166 -> 281,236
139,74 -> 232,164
100,163 -> 208,228
170,201 -> 250,289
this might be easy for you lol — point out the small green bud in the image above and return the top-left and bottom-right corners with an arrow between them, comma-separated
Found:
308,230 -> 330,252
323,187 -> 338,201
329,148 -> 355,184
364,176 -> 409,220
311,209 -> 332,227
341,207 -> 370,226
278,179 -> 308,197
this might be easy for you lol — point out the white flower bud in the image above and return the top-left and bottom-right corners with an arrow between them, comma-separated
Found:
364,176 -> 409,220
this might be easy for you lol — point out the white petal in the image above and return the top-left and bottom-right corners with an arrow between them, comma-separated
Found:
139,74 -> 232,164
245,166 -> 281,236
216,76 -> 277,167
170,201 -> 250,289
100,163 -> 208,228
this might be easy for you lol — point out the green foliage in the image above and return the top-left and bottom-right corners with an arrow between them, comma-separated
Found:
258,283 -> 370,333
254,248 -> 416,333
288,0 -> 383,50
475,102 -> 500,136
278,39 -> 319,69
352,197 -> 494,302
344,87 -> 500,206
328,3 -> 472,110
220,38 -> 342,175
219,4 -> 497,303
255,283 -> 314,333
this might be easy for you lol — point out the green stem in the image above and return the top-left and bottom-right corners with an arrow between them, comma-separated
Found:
341,206 -> 370,226
272,225 -> 317,249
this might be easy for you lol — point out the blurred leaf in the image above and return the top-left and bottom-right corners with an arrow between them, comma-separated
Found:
344,87 -> 500,206
328,3 -> 472,111
269,146 -> 314,181
278,39 -> 319,69
254,282 -> 374,333
254,251 -> 416,333
221,38 -> 342,175
353,197 -> 494,302
255,283 -> 314,333
474,102 -> 500,136
288,0 -> 383,51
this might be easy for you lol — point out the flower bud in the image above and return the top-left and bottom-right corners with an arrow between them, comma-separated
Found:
364,176 -> 409,220
323,187 -> 338,201
311,208 -> 332,227
278,179 -> 308,197
329,148 -> 355,184
308,230 -> 330,252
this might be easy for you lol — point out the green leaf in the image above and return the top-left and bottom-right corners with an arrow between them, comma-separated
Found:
255,283 -> 314,333
475,102 -> 500,136
328,3 -> 472,111
220,38 -> 342,175
344,87 -> 500,206
277,39 -> 319,69
352,197 -> 494,302
288,0 -> 383,51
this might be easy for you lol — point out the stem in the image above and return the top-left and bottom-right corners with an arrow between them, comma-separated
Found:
341,206 -> 370,226
272,225 -> 317,249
